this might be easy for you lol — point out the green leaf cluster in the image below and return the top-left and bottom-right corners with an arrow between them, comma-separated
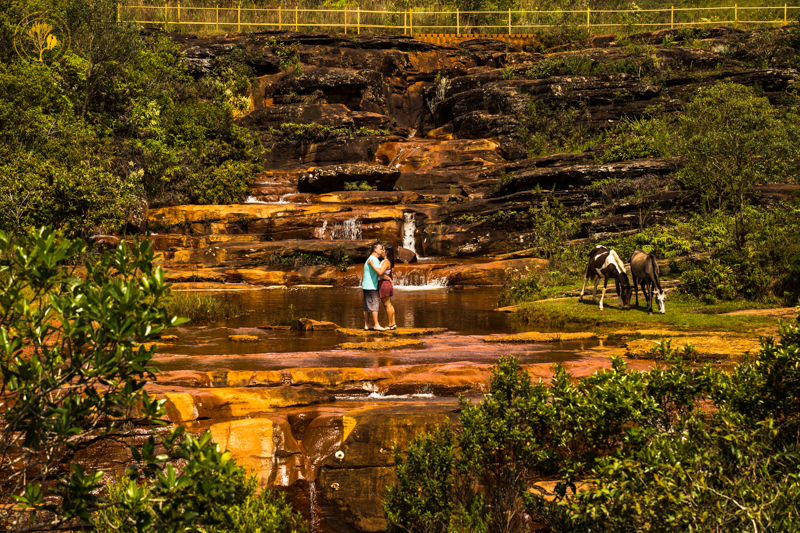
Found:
0,226 -> 180,529
386,326 -> 800,532
0,0 -> 265,236
0,226 -> 307,532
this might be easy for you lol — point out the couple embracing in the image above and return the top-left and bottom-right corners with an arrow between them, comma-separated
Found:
362,242 -> 397,331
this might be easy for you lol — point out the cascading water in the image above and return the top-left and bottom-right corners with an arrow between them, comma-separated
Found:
314,221 -> 328,239
402,212 -> 417,255
393,271 -> 448,288
314,218 -> 362,240
329,218 -> 362,240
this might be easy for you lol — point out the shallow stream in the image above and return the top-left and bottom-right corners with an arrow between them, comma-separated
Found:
156,286 -> 606,372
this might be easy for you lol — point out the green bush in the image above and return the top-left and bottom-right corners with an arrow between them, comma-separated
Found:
0,227 -> 179,530
95,474 -> 307,533
595,114 -> 673,163
344,180 -> 373,191
676,82 -> 800,243
386,327 -> 800,533
0,2 -> 264,234
499,270 -> 541,306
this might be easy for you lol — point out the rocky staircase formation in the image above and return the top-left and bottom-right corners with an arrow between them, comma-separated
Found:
143,26 -> 800,289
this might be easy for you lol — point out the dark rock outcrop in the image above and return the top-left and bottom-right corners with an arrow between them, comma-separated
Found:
298,164 -> 401,193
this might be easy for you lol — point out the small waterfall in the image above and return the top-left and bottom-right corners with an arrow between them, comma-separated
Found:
402,213 -> 417,255
308,480 -> 321,533
276,193 -> 292,204
329,218 -> 362,240
245,196 -> 268,204
314,221 -> 328,239
393,271 -> 448,288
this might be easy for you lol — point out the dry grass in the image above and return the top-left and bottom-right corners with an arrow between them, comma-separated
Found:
484,331 -> 598,343
340,338 -> 424,350
336,327 -> 447,337
228,334 -> 259,342
625,335 -> 762,360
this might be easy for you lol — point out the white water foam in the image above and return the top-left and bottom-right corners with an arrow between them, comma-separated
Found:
245,194 -> 295,205
393,271 -> 448,289
313,220 -> 328,239
402,212 -> 417,255
244,196 -> 269,204
334,392 -> 436,401
328,218 -> 362,240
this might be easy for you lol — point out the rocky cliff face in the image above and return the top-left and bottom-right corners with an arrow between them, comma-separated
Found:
143,26 -> 800,284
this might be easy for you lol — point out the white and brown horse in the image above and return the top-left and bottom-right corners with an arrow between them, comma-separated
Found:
629,249 -> 666,314
579,245 -> 632,310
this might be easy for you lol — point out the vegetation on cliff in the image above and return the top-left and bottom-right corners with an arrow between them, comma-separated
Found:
385,330 -> 800,532
0,228 -> 304,532
0,0 -> 263,237
506,78 -> 800,307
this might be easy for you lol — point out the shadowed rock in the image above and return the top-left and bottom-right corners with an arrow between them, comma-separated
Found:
298,164 -> 401,193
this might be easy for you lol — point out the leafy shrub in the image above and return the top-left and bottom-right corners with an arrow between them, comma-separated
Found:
0,227 -> 178,530
499,270 -> 541,306
344,180 -> 373,191
527,195 -> 579,265
680,259 -> 739,302
595,115 -> 673,163
95,474 -> 307,533
519,99 -> 602,157
387,327 -> 800,533
676,82 -> 800,242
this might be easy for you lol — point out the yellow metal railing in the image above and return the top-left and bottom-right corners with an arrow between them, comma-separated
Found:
117,3 -> 800,36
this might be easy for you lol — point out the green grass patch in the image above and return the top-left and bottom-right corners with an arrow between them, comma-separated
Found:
518,293 -> 786,334
164,292 -> 244,323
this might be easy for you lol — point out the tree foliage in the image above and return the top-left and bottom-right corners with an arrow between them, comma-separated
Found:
0,0 -> 263,237
385,327 -> 800,532
676,82 -> 800,245
0,227 -> 306,533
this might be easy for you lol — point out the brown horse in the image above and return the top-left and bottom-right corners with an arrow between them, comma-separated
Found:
579,245 -> 632,310
629,249 -> 666,314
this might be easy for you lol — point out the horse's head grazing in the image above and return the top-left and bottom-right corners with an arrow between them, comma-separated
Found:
621,283 -> 632,310
655,290 -> 667,314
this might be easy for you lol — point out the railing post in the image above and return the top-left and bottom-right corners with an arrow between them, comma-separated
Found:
177,2 -> 180,26
734,4 -> 737,27
508,9 -> 511,34
164,2 -> 168,31
586,7 -> 590,29
216,4 -> 219,31
117,2 -> 120,23
237,4 -> 240,32
671,5 -> 674,29
295,5 -> 298,31
278,6 -> 281,30
357,7 -> 360,35
785,3 -> 788,25
344,6 -> 347,34
456,8 -> 459,36
410,10 -> 413,36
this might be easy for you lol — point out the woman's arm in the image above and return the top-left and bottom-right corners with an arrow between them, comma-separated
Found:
369,257 -> 389,276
